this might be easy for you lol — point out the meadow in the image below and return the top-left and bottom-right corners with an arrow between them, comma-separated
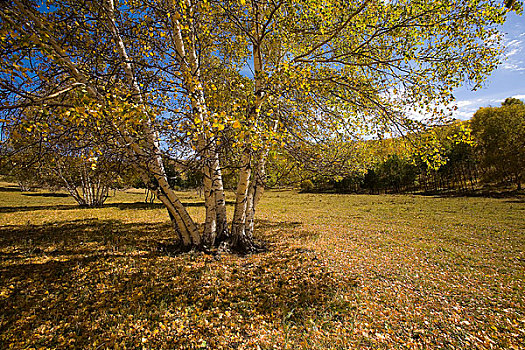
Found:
0,182 -> 523,349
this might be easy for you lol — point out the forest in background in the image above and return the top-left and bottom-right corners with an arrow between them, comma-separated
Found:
273,97 -> 525,195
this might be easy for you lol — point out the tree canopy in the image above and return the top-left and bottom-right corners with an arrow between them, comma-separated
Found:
0,0 -> 520,251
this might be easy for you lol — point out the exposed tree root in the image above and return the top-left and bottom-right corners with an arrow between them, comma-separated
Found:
156,236 -> 267,256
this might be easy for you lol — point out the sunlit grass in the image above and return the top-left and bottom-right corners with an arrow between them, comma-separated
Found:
0,183 -> 523,349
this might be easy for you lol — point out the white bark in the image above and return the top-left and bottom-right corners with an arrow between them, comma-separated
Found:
245,120 -> 277,237
215,159 -> 228,241
231,148 -> 252,242
245,152 -> 266,238
202,155 -> 217,244
104,0 -> 201,245
166,0 -> 228,245
230,4 -> 266,249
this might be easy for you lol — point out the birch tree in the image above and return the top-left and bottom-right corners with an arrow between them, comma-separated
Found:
0,0 -> 518,252
207,0 -> 516,251
2,96 -> 127,206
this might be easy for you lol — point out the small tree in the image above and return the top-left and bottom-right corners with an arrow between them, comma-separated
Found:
0,144 -> 45,191
2,99 -> 127,206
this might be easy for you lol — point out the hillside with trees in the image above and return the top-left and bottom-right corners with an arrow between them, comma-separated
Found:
285,98 -> 524,195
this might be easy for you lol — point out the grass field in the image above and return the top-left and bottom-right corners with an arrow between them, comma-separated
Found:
0,182 -> 524,349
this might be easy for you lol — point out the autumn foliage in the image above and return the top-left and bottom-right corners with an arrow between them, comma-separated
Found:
0,186 -> 524,349
1,0 -> 518,251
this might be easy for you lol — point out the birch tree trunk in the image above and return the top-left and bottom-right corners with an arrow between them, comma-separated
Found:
231,148 -> 252,250
167,0 -> 228,246
228,3 -> 266,252
104,0 -> 201,247
245,118 -> 278,238
202,142 -> 229,246
214,159 -> 228,242
245,149 -> 267,239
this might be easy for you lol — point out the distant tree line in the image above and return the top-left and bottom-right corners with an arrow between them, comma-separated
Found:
294,98 -> 524,194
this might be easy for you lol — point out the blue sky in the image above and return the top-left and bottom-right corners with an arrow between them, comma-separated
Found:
452,11 -> 525,120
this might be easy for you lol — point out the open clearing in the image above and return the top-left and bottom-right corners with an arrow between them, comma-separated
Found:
0,183 -> 524,349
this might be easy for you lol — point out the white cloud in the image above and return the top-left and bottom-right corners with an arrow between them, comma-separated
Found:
501,35 -> 525,72
454,98 -> 486,108
454,110 -> 476,120
501,62 -> 525,72
450,97 -> 507,120
511,94 -> 525,100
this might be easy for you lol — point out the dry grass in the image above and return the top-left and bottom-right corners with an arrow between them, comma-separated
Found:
0,183 -> 524,349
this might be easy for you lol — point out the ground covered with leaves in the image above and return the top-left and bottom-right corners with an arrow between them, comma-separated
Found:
0,183 -> 524,349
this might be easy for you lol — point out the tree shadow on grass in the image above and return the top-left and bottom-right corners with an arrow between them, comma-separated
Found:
418,187 -> 524,199
0,186 -> 20,192
0,219 -> 169,251
0,204 -> 80,213
0,202 -> 170,213
505,198 -> 525,204
0,218 -> 356,349
0,200 -> 237,213
22,192 -> 70,197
